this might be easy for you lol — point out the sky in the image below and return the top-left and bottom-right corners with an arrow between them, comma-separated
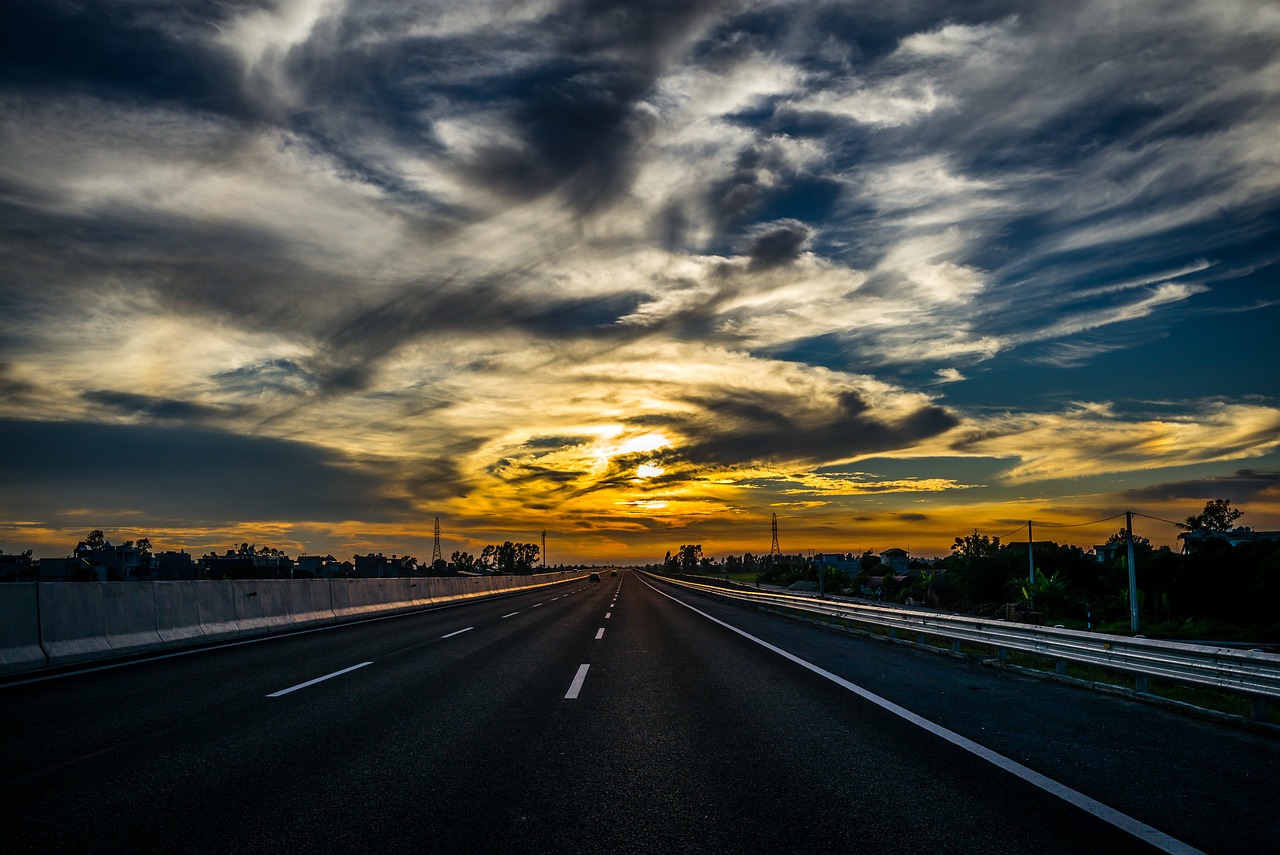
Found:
2,0 -> 1279,564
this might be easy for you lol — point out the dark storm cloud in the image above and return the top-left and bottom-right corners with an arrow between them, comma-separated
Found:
637,387 -> 957,468
82,390 -> 226,422
308,277 -> 644,393
1124,470 -> 1280,505
0,174 -> 359,333
744,220 -> 812,270
0,418 -> 414,524
0,2 -> 250,115
459,0 -> 730,213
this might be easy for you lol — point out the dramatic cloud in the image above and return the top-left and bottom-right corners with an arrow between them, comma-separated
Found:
0,419 -> 414,526
1,0 -> 1277,559
1125,470 -> 1280,505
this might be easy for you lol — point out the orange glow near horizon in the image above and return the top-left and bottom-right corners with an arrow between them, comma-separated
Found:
8,489 -> 1277,566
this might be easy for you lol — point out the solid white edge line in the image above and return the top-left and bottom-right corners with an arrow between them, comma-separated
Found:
441,627 -> 474,638
640,575 -> 1204,855
565,663 -> 590,699
595,628 -> 605,639
267,661 -> 373,698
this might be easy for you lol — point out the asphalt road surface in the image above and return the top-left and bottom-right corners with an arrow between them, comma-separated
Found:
2,571 -> 1277,853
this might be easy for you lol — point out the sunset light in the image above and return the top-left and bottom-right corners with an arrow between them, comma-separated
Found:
1,0 -> 1277,567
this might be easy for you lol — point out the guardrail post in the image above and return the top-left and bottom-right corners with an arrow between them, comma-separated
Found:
997,647 -> 1007,663
951,640 -> 961,654
1135,675 -> 1150,694
1055,659 -> 1067,675
917,633 -> 926,645
1252,696 -> 1268,721
888,627 -> 897,639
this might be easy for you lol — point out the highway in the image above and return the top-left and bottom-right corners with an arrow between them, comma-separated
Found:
2,570 -> 1276,853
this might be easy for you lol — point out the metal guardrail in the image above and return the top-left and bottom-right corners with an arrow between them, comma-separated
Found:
654,575 -> 1280,719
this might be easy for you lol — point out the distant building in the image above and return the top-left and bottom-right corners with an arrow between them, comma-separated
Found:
73,541 -> 150,581
201,545 -> 292,579
37,556 -> 94,582
1178,527 -> 1280,554
879,548 -> 910,574
0,550 -> 35,582
154,551 -> 197,580
813,552 -> 860,576
295,554 -> 339,577
1091,543 -> 1124,563
354,553 -> 418,577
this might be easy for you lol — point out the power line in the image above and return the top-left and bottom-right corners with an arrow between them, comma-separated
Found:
1035,512 -> 1128,529
978,512 -> 1129,543
1132,511 -> 1189,529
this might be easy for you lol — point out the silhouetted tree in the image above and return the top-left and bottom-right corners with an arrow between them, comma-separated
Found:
677,544 -> 702,571
1185,498 -> 1244,532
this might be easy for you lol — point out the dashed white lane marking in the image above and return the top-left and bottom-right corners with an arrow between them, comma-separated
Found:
605,612 -> 612,619
532,602 -> 543,608
441,627 -> 474,638
565,664 -> 590,699
643,578 -> 1205,855
267,662 -> 373,698
501,612 -> 519,619
595,628 -> 605,639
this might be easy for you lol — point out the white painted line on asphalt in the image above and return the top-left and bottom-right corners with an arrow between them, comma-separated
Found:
532,602 -> 544,607
605,612 -> 611,619
565,664 -> 590,699
441,627 -> 474,638
595,628 -> 605,639
3,587 -> 558,688
267,662 -> 373,698
501,612 -> 519,619
642,577 -> 1205,855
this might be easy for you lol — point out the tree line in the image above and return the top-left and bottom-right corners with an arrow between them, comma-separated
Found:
660,500 -> 1280,640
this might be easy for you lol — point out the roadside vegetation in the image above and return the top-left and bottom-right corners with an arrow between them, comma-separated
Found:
659,500 -> 1280,643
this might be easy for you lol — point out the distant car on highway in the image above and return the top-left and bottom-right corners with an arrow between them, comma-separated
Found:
588,572 -> 601,582
610,570 -> 618,577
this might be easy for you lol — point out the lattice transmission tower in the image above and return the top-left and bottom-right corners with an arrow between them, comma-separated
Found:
431,517 -> 443,566
770,513 -> 780,557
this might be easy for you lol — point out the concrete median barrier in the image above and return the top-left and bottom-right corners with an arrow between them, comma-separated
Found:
232,580 -> 296,635
285,579 -> 337,627
39,583 -> 113,666
195,580 -> 245,641
330,578 -> 418,619
0,583 -> 46,676
153,581 -> 207,645
100,582 -> 165,657
2,571 -> 587,675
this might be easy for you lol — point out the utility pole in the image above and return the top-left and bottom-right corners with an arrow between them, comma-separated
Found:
1126,511 -> 1139,633
541,530 -> 546,569
1027,520 -> 1035,611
